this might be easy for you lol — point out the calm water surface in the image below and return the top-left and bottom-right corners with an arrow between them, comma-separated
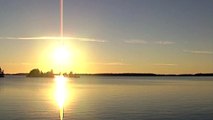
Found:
0,76 -> 213,120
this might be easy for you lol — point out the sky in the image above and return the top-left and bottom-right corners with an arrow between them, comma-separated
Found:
0,0 -> 213,74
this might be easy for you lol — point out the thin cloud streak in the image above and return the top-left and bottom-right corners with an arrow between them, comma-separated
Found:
125,40 -> 147,44
155,41 -> 175,45
153,63 -> 178,66
72,37 -> 106,42
2,62 -> 33,66
124,40 -> 175,45
184,50 -> 213,55
0,36 -> 106,42
89,62 -> 130,66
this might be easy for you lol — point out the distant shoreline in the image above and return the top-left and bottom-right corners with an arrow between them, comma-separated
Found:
5,73 -> 213,77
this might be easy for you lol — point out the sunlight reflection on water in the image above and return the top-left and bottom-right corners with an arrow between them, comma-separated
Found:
1,76 -> 213,120
54,76 -> 68,120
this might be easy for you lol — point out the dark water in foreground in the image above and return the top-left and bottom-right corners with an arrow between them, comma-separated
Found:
0,76 -> 213,120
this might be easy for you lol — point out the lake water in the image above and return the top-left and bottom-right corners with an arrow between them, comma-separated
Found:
0,76 -> 213,120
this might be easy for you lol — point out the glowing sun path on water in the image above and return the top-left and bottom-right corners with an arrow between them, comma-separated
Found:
55,76 -> 67,120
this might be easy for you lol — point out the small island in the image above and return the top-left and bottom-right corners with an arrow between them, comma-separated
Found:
0,67 -> 4,77
26,68 -> 80,78
27,68 -> 54,78
63,72 -> 80,78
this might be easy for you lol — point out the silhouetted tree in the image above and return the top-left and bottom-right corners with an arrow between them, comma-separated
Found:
0,67 -> 4,77
27,68 -> 54,77
27,68 -> 41,77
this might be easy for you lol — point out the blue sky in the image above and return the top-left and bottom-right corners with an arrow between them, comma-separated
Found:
0,0 -> 213,73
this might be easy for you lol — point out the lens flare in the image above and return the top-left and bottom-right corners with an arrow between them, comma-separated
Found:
60,0 -> 63,38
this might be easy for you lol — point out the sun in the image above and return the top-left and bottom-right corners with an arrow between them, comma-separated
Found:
53,45 -> 71,65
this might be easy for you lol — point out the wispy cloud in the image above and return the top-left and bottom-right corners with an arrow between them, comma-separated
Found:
2,62 -> 33,66
71,37 -> 106,42
0,36 -> 106,42
124,40 -> 175,45
153,63 -> 178,66
124,40 -> 147,44
184,50 -> 213,55
155,41 -> 175,45
89,62 -> 129,66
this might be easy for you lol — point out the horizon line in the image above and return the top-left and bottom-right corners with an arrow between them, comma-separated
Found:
6,72 -> 213,75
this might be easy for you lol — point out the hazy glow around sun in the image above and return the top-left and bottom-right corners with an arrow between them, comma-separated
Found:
37,37 -> 88,73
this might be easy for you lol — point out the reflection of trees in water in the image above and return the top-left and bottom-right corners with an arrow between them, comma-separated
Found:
0,83 -> 2,93
0,66 -> 4,92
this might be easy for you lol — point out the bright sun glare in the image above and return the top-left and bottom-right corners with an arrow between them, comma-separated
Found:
53,45 -> 71,65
